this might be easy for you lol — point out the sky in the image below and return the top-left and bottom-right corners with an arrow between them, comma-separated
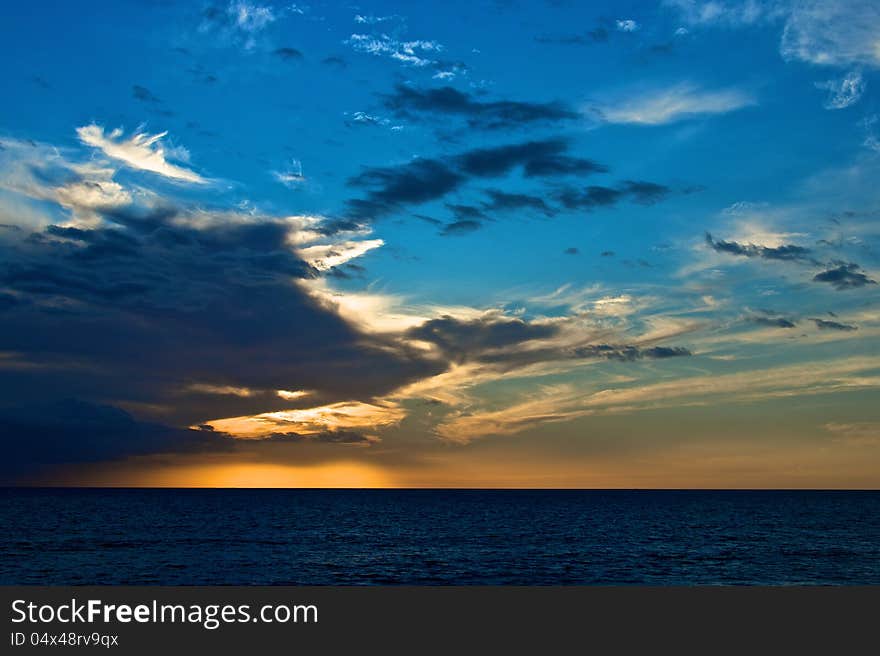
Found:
1,0 -> 879,488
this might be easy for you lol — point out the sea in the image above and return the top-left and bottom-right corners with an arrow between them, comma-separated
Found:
2,489 -> 879,585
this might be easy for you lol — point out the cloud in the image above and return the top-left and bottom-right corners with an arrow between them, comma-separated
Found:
406,315 -> 559,363
454,139 -> 601,178
435,355 -> 880,442
347,34 -> 443,67
345,139 -> 619,222
187,383 -> 256,397
203,400 -> 404,438
132,85 -> 161,103
296,239 -> 384,271
440,219 -> 482,236
482,189 -> 555,216
0,142 -> 442,428
824,421 -> 880,446
266,430 -> 378,445
616,19 -> 639,32
344,111 -> 395,128
597,83 -> 755,125
346,158 -> 464,219
558,181 -> 670,209
273,47 -> 303,60
705,232 -> 814,261
76,125 -> 205,184
200,1 -> 278,50
780,0 -> 880,68
272,159 -> 306,187
0,399 -> 226,479
663,0 -> 776,27
382,84 -> 579,129
446,203 -> 487,222
812,318 -> 858,331
666,1 -> 880,69
812,262 -> 877,289
815,70 -> 866,109
748,314 -> 797,328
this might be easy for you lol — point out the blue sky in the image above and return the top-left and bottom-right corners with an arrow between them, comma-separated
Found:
1,1 -> 879,487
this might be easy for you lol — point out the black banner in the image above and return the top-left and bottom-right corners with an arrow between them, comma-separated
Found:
2,587 -> 877,653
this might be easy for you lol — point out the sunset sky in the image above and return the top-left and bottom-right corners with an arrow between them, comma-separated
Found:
1,0 -> 879,488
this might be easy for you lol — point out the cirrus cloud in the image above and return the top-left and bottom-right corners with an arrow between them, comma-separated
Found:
596,83 -> 756,125
76,125 -> 206,184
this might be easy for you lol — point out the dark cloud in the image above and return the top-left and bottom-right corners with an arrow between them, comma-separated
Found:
265,430 -> 374,444
572,344 -> 692,361
440,220 -> 482,236
705,232 -> 815,262
0,292 -> 22,311
406,315 -> 559,362
482,189 -> 555,216
446,203 -> 487,221
382,84 -> 579,130
812,262 -> 877,290
0,399 -> 227,480
557,185 -> 622,209
132,85 -> 161,103
346,139 -> 607,221
344,139 -> 671,226
455,139 -> 593,178
811,318 -> 857,331
523,154 -> 607,178
273,47 -> 303,60
557,180 -> 671,210
750,315 -> 797,328
0,200 -> 444,427
621,181 -> 670,205
347,158 -> 464,219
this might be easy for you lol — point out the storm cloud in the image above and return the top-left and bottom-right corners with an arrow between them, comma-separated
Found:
0,197 -> 444,427
0,399 -> 228,480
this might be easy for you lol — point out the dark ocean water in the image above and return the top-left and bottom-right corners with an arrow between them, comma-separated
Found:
2,489 -> 879,585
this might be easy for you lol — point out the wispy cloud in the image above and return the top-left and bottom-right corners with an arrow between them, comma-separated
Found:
203,400 -> 404,439
780,1 -> 880,68
76,125 -> 205,184
436,356 -> 880,442
666,0 -> 880,69
272,159 -> 306,187
347,33 -> 443,67
199,1 -> 279,50
597,83 -> 755,125
296,239 -> 384,271
815,70 -> 865,109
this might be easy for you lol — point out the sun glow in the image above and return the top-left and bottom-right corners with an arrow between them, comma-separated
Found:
106,462 -> 396,488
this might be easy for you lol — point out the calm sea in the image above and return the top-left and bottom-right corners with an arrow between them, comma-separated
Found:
2,489 -> 879,585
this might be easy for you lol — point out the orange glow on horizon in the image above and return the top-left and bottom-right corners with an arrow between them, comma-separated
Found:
54,461 -> 397,488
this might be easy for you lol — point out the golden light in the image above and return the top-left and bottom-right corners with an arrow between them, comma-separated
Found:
201,400 -> 405,438
104,461 -> 396,488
